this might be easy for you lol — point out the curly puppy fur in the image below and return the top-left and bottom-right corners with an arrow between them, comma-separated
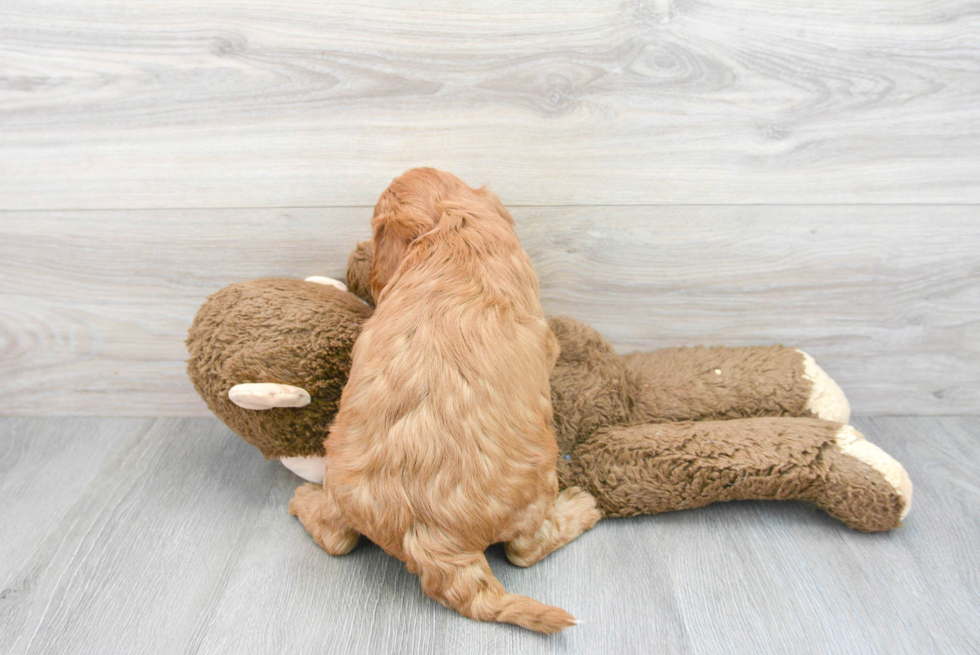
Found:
290,168 -> 600,633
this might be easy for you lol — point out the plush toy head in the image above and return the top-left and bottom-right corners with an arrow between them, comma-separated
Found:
186,277 -> 371,458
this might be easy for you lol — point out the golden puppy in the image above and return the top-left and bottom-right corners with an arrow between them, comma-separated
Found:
290,168 -> 600,633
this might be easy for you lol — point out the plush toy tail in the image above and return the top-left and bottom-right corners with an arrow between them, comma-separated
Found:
403,535 -> 576,634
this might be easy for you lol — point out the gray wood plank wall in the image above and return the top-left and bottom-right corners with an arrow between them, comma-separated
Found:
1,1 -> 978,416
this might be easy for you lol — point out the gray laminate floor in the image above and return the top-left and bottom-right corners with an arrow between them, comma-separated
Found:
1,416 -> 977,654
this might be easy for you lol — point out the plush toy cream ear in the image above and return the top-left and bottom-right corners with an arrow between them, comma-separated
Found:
228,383 -> 311,410
306,275 -> 370,305
304,276 -> 348,292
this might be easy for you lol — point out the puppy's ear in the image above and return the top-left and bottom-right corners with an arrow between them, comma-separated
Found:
370,211 -> 434,302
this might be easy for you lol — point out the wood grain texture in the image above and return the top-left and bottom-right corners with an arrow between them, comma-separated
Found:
1,416 -> 977,654
2,206 -> 977,416
0,0 -> 978,208
0,418 -> 278,655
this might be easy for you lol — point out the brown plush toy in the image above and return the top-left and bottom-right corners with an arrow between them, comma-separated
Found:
187,242 -> 912,532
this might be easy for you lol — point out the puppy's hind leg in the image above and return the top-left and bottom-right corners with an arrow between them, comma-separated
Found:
505,486 -> 601,568
288,483 -> 360,555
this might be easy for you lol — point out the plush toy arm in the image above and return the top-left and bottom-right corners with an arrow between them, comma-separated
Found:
624,346 -> 850,424
564,417 -> 911,532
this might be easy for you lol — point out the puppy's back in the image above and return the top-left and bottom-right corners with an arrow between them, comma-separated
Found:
330,196 -> 558,552
324,169 -> 577,633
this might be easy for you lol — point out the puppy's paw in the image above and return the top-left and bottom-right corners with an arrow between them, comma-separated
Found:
555,486 -> 602,533
289,482 -> 360,555
288,482 -> 323,517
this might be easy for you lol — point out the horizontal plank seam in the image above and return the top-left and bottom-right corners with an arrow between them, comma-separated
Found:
1,414 -> 977,420
3,203 -> 980,212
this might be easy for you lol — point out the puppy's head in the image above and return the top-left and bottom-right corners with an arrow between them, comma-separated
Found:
370,168 -> 513,302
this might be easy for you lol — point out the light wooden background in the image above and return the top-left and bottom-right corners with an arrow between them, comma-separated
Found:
1,0 -> 978,416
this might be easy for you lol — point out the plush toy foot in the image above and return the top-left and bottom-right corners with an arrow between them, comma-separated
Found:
289,482 -> 360,555
798,350 -> 850,423
228,383 -> 311,410
817,425 -> 912,530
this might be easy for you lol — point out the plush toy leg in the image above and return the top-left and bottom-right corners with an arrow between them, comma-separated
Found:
567,417 -> 911,532
623,346 -> 849,423
288,482 -> 360,555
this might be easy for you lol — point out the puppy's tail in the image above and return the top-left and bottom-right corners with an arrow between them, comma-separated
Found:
403,533 -> 576,634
